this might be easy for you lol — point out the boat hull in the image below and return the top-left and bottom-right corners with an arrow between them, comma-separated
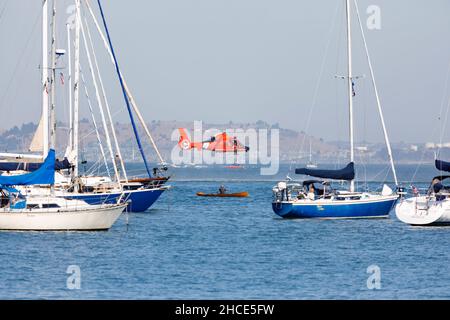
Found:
125,187 -> 167,212
395,196 -> 450,226
61,187 -> 167,212
0,204 -> 126,231
272,195 -> 398,219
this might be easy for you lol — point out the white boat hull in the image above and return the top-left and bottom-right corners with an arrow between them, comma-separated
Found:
395,196 -> 450,226
0,204 -> 126,231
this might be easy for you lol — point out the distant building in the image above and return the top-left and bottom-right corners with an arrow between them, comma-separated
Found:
356,146 -> 368,152
425,142 -> 450,149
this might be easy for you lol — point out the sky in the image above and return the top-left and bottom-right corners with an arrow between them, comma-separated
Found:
0,0 -> 450,144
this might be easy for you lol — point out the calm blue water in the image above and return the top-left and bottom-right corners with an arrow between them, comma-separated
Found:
1,164 -> 450,299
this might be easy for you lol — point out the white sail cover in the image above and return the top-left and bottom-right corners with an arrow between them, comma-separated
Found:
64,146 -> 77,164
29,115 -> 45,152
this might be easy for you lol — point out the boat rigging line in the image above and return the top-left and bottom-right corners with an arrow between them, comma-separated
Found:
96,0 -> 152,178
289,1 -> 341,174
354,0 -> 398,187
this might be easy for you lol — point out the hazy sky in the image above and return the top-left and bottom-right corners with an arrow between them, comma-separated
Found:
1,0 -> 450,143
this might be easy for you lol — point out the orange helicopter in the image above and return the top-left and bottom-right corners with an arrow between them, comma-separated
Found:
177,128 -> 249,153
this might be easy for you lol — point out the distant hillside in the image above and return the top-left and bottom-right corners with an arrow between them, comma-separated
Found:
0,120 -> 439,164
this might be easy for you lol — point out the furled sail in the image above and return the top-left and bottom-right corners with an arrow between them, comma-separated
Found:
435,159 -> 450,172
0,149 -> 55,186
295,162 -> 355,181
29,115 -> 45,152
0,157 -> 71,172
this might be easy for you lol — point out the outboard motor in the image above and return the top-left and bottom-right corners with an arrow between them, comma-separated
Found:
276,181 -> 288,201
397,186 -> 406,199
397,187 -> 408,199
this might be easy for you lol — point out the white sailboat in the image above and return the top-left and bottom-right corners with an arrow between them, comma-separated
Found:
0,150 -> 126,231
0,0 -> 126,231
395,160 -> 450,226
272,0 -> 399,219
0,202 -> 125,231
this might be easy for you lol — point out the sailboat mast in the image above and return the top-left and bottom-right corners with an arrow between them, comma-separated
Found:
42,0 -> 49,157
82,16 -> 126,182
309,139 -> 312,163
73,0 -> 81,177
48,0 -> 57,194
80,19 -> 121,182
49,0 -> 56,150
346,0 -> 355,192
67,22 -> 73,153
85,0 -> 166,167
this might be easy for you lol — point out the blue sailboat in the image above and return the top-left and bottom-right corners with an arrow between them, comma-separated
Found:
58,0 -> 170,212
272,163 -> 398,219
63,185 -> 167,213
89,0 -> 170,212
272,0 -> 398,219
0,159 -> 168,212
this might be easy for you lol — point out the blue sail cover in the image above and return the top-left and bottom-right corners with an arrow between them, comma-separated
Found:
435,159 -> 450,172
0,149 -> 55,186
295,162 -> 355,181
0,158 -> 70,172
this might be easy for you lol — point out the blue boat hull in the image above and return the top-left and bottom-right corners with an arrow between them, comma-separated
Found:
62,188 -> 166,212
272,197 -> 398,219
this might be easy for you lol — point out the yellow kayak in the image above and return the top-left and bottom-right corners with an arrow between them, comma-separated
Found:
196,192 -> 249,198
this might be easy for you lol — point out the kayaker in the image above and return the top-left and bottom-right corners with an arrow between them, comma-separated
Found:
307,185 -> 315,200
219,185 -> 227,194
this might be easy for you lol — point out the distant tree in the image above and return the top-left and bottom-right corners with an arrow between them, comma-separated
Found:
6,126 -> 20,135
20,122 -> 37,134
256,120 -> 268,128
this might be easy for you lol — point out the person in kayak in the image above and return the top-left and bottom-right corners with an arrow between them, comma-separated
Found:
219,185 -> 227,194
307,184 -> 316,201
